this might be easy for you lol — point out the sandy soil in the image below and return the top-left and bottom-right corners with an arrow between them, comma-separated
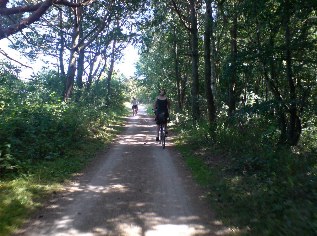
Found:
14,105 -> 231,236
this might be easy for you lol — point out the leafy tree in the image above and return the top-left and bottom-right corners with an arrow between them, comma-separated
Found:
203,0 -> 217,124
0,0 -> 94,40
171,0 -> 201,122
239,0 -> 317,145
137,0 -> 317,147
2,0 -> 147,103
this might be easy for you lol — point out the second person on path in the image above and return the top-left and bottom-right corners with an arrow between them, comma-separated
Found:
153,89 -> 170,141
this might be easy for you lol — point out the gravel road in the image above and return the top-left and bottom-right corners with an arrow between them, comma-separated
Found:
14,105 -> 230,236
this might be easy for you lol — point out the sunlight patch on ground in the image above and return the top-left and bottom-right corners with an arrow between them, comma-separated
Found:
117,134 -> 153,145
145,224 -> 206,236
87,184 -> 128,194
65,182 -> 129,196
115,132 -> 172,147
109,213 -> 217,236
125,123 -> 155,128
117,223 -> 142,236
55,216 -> 73,230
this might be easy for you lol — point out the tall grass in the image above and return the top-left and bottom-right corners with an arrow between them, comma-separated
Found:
0,71 -> 127,235
174,115 -> 317,235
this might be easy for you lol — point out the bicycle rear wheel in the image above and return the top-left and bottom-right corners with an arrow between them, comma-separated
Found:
160,125 -> 165,149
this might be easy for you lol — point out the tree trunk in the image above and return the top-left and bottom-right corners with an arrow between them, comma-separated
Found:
268,36 -> 288,145
58,8 -> 66,79
204,0 -> 216,124
106,39 -> 116,103
77,47 -> 85,89
64,6 -> 80,101
87,54 -> 99,90
172,27 -> 182,111
76,6 -> 84,89
210,3 -> 217,100
64,50 -> 77,101
284,0 -> 301,145
181,75 -> 187,109
189,0 -> 200,122
228,10 -> 238,117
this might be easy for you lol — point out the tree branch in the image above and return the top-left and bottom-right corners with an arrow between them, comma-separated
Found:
0,0 -> 52,40
0,48 -> 33,68
170,0 -> 191,31
53,0 -> 96,7
0,2 -> 43,15
0,0 -> 96,40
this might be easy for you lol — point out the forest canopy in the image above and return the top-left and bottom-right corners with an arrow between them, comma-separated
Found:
135,0 -> 317,147
0,0 -> 316,155
1,0 -> 317,235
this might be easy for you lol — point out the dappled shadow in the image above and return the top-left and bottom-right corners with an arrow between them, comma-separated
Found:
14,106 -> 233,236
0,196 -> 29,235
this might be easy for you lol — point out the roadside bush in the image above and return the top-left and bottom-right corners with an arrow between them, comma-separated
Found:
0,70 -> 126,177
175,109 -> 317,235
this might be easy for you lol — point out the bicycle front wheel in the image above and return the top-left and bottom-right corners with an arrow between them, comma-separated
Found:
160,126 -> 165,149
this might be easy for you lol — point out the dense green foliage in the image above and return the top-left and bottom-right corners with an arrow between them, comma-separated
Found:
137,0 -> 317,145
136,0 -> 317,235
0,0 -> 316,235
0,69 -> 126,174
0,67 -> 127,235
175,116 -> 317,235
1,1 -> 143,233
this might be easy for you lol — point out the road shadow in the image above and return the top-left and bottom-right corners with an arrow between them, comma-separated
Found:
13,109 -> 233,236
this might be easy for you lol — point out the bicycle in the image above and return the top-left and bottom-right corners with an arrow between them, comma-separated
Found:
159,122 -> 166,149
132,105 -> 138,116
155,112 -> 167,149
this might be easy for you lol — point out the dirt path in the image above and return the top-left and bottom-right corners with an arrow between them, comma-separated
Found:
14,105 -> 230,236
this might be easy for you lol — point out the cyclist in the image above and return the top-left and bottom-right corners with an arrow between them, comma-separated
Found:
131,97 -> 138,115
153,89 -> 170,141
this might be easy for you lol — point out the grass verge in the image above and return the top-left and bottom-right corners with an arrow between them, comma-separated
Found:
0,116 -> 125,236
174,126 -> 317,236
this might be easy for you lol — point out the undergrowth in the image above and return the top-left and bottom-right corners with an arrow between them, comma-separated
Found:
175,118 -> 317,236
0,113 -> 125,236
0,71 -> 127,235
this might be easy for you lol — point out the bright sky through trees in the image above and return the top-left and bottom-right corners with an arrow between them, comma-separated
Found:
0,39 -> 139,79
116,45 -> 139,78
0,39 -> 36,79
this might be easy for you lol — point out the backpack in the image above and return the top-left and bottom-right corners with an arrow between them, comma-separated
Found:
156,112 -> 167,124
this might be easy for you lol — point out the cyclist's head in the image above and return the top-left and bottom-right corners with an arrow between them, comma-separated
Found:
159,89 -> 166,96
